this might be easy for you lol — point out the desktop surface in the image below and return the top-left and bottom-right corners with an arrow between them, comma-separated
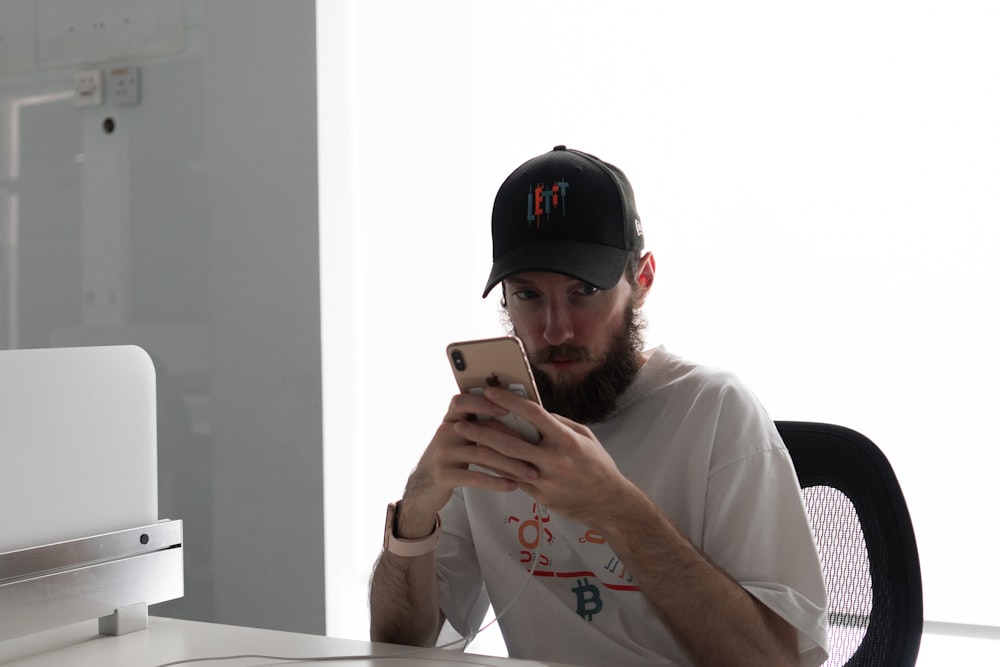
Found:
0,617 -> 576,667
2,616 -> 999,666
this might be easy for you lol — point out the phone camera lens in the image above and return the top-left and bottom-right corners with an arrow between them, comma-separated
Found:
451,350 -> 466,372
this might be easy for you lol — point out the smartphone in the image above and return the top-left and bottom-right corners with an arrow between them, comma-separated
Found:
446,336 -> 542,443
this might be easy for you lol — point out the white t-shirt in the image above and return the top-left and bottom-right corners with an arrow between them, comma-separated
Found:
436,346 -> 829,666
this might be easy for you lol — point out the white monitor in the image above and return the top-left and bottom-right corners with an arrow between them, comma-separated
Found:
0,345 -> 158,553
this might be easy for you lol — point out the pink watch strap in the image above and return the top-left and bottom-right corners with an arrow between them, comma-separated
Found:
383,501 -> 441,557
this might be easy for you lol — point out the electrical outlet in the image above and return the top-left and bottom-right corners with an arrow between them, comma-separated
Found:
74,69 -> 103,107
109,66 -> 139,106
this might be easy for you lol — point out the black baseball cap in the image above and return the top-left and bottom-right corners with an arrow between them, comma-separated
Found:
483,145 -> 644,297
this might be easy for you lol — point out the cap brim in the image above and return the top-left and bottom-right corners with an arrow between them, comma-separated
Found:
482,240 -> 631,297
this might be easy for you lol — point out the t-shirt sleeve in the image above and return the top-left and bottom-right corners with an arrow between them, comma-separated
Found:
704,383 -> 830,666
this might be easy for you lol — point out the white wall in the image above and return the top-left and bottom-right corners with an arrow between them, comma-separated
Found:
204,0 -> 324,634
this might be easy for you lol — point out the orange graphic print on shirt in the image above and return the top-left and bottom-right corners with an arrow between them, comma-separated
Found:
504,500 -> 641,622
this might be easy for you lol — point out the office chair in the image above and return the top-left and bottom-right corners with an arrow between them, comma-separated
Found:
775,421 -> 922,667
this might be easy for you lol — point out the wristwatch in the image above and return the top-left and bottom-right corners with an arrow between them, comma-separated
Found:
383,501 -> 441,557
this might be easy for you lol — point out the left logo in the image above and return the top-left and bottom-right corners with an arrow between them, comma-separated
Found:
526,179 -> 570,227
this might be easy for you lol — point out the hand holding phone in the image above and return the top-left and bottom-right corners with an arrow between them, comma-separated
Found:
447,336 -> 542,444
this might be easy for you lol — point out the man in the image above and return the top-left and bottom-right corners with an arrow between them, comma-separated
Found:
370,146 -> 829,666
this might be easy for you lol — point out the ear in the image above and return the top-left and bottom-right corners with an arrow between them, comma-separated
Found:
633,252 -> 656,307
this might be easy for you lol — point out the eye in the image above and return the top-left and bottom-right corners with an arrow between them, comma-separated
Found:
576,284 -> 600,296
511,288 -> 541,300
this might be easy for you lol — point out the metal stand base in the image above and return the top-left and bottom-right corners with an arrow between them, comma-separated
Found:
98,602 -> 149,636
0,520 -> 183,642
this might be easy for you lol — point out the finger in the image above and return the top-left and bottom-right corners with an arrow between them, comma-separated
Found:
420,431 -> 529,495
452,422 -> 541,480
481,386 -> 552,428
446,391 -> 513,422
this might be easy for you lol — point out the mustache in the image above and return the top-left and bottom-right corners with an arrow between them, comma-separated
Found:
529,344 -> 599,365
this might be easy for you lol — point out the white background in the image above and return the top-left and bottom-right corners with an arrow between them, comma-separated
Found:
318,0 -> 1000,658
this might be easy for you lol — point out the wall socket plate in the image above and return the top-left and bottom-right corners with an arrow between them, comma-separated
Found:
109,66 -> 140,106
74,69 -> 103,107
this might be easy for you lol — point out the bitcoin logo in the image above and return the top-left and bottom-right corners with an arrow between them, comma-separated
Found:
571,578 -> 603,621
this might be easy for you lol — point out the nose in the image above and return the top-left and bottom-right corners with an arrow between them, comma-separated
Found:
542,299 -> 574,346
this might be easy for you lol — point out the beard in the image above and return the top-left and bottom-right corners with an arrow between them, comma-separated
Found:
509,307 -> 646,424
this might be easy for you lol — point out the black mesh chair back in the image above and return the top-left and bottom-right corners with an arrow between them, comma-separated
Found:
776,421 -> 922,667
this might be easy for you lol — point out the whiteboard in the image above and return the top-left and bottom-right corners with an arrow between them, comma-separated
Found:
0,345 -> 158,553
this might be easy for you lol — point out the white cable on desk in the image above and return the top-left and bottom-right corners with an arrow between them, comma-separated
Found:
155,650 -> 504,666
153,509 -> 545,667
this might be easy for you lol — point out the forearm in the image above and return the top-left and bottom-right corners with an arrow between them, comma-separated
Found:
600,487 -> 798,667
370,500 -> 445,646
369,549 -> 443,646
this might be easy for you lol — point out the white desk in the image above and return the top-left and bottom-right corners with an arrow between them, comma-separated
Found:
917,628 -> 1000,665
0,617 -> 574,666
4,616 -> 1000,666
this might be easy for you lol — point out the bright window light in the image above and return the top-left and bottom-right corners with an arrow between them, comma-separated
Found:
319,0 -> 1000,658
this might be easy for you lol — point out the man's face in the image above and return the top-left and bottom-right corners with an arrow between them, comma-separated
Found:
503,270 -> 644,423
